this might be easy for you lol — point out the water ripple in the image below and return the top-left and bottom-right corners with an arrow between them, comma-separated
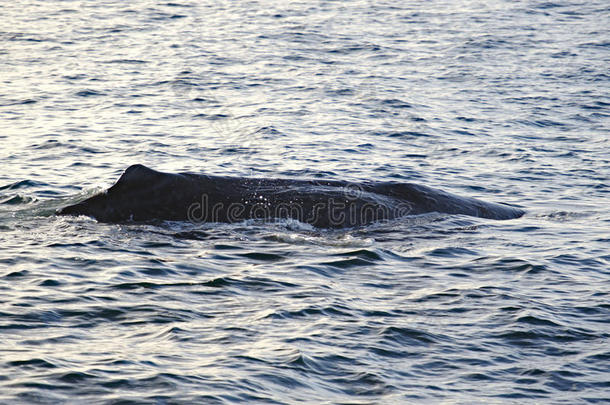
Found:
1,0 -> 609,403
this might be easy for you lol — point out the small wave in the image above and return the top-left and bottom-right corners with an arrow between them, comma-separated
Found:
0,98 -> 37,106
460,256 -> 548,275
75,89 -> 105,97
514,119 -> 569,128
321,257 -> 379,268
7,358 -> 58,369
30,139 -> 103,154
378,326 -> 441,346
539,211 -> 596,221
332,248 -> 383,261
0,194 -> 36,205
4,32 -> 45,42
492,326 -> 599,345
267,304 -> 353,320
0,179 -> 44,191
238,252 -> 286,262
103,59 -> 148,64
385,130 -> 433,138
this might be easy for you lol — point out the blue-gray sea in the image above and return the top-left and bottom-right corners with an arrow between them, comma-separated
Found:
1,1 -> 609,403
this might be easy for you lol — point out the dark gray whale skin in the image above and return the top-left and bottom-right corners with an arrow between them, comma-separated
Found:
57,164 -> 524,228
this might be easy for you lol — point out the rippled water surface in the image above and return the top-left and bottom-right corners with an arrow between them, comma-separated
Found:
1,0 -> 609,403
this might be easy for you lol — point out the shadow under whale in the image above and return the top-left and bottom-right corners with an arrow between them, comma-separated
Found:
57,164 -> 525,228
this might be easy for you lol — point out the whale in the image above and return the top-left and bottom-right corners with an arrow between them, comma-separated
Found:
57,164 -> 524,227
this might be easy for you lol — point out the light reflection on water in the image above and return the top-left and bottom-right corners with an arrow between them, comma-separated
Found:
1,0 -> 610,403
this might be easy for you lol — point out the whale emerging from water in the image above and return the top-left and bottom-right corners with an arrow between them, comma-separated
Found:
57,164 -> 524,227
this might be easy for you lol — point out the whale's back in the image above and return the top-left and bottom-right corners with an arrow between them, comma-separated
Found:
58,165 -> 525,226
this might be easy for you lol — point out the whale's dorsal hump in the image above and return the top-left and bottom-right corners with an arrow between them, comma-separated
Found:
112,164 -> 164,190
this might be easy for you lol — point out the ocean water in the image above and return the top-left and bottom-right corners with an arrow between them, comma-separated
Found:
1,0 -> 609,403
